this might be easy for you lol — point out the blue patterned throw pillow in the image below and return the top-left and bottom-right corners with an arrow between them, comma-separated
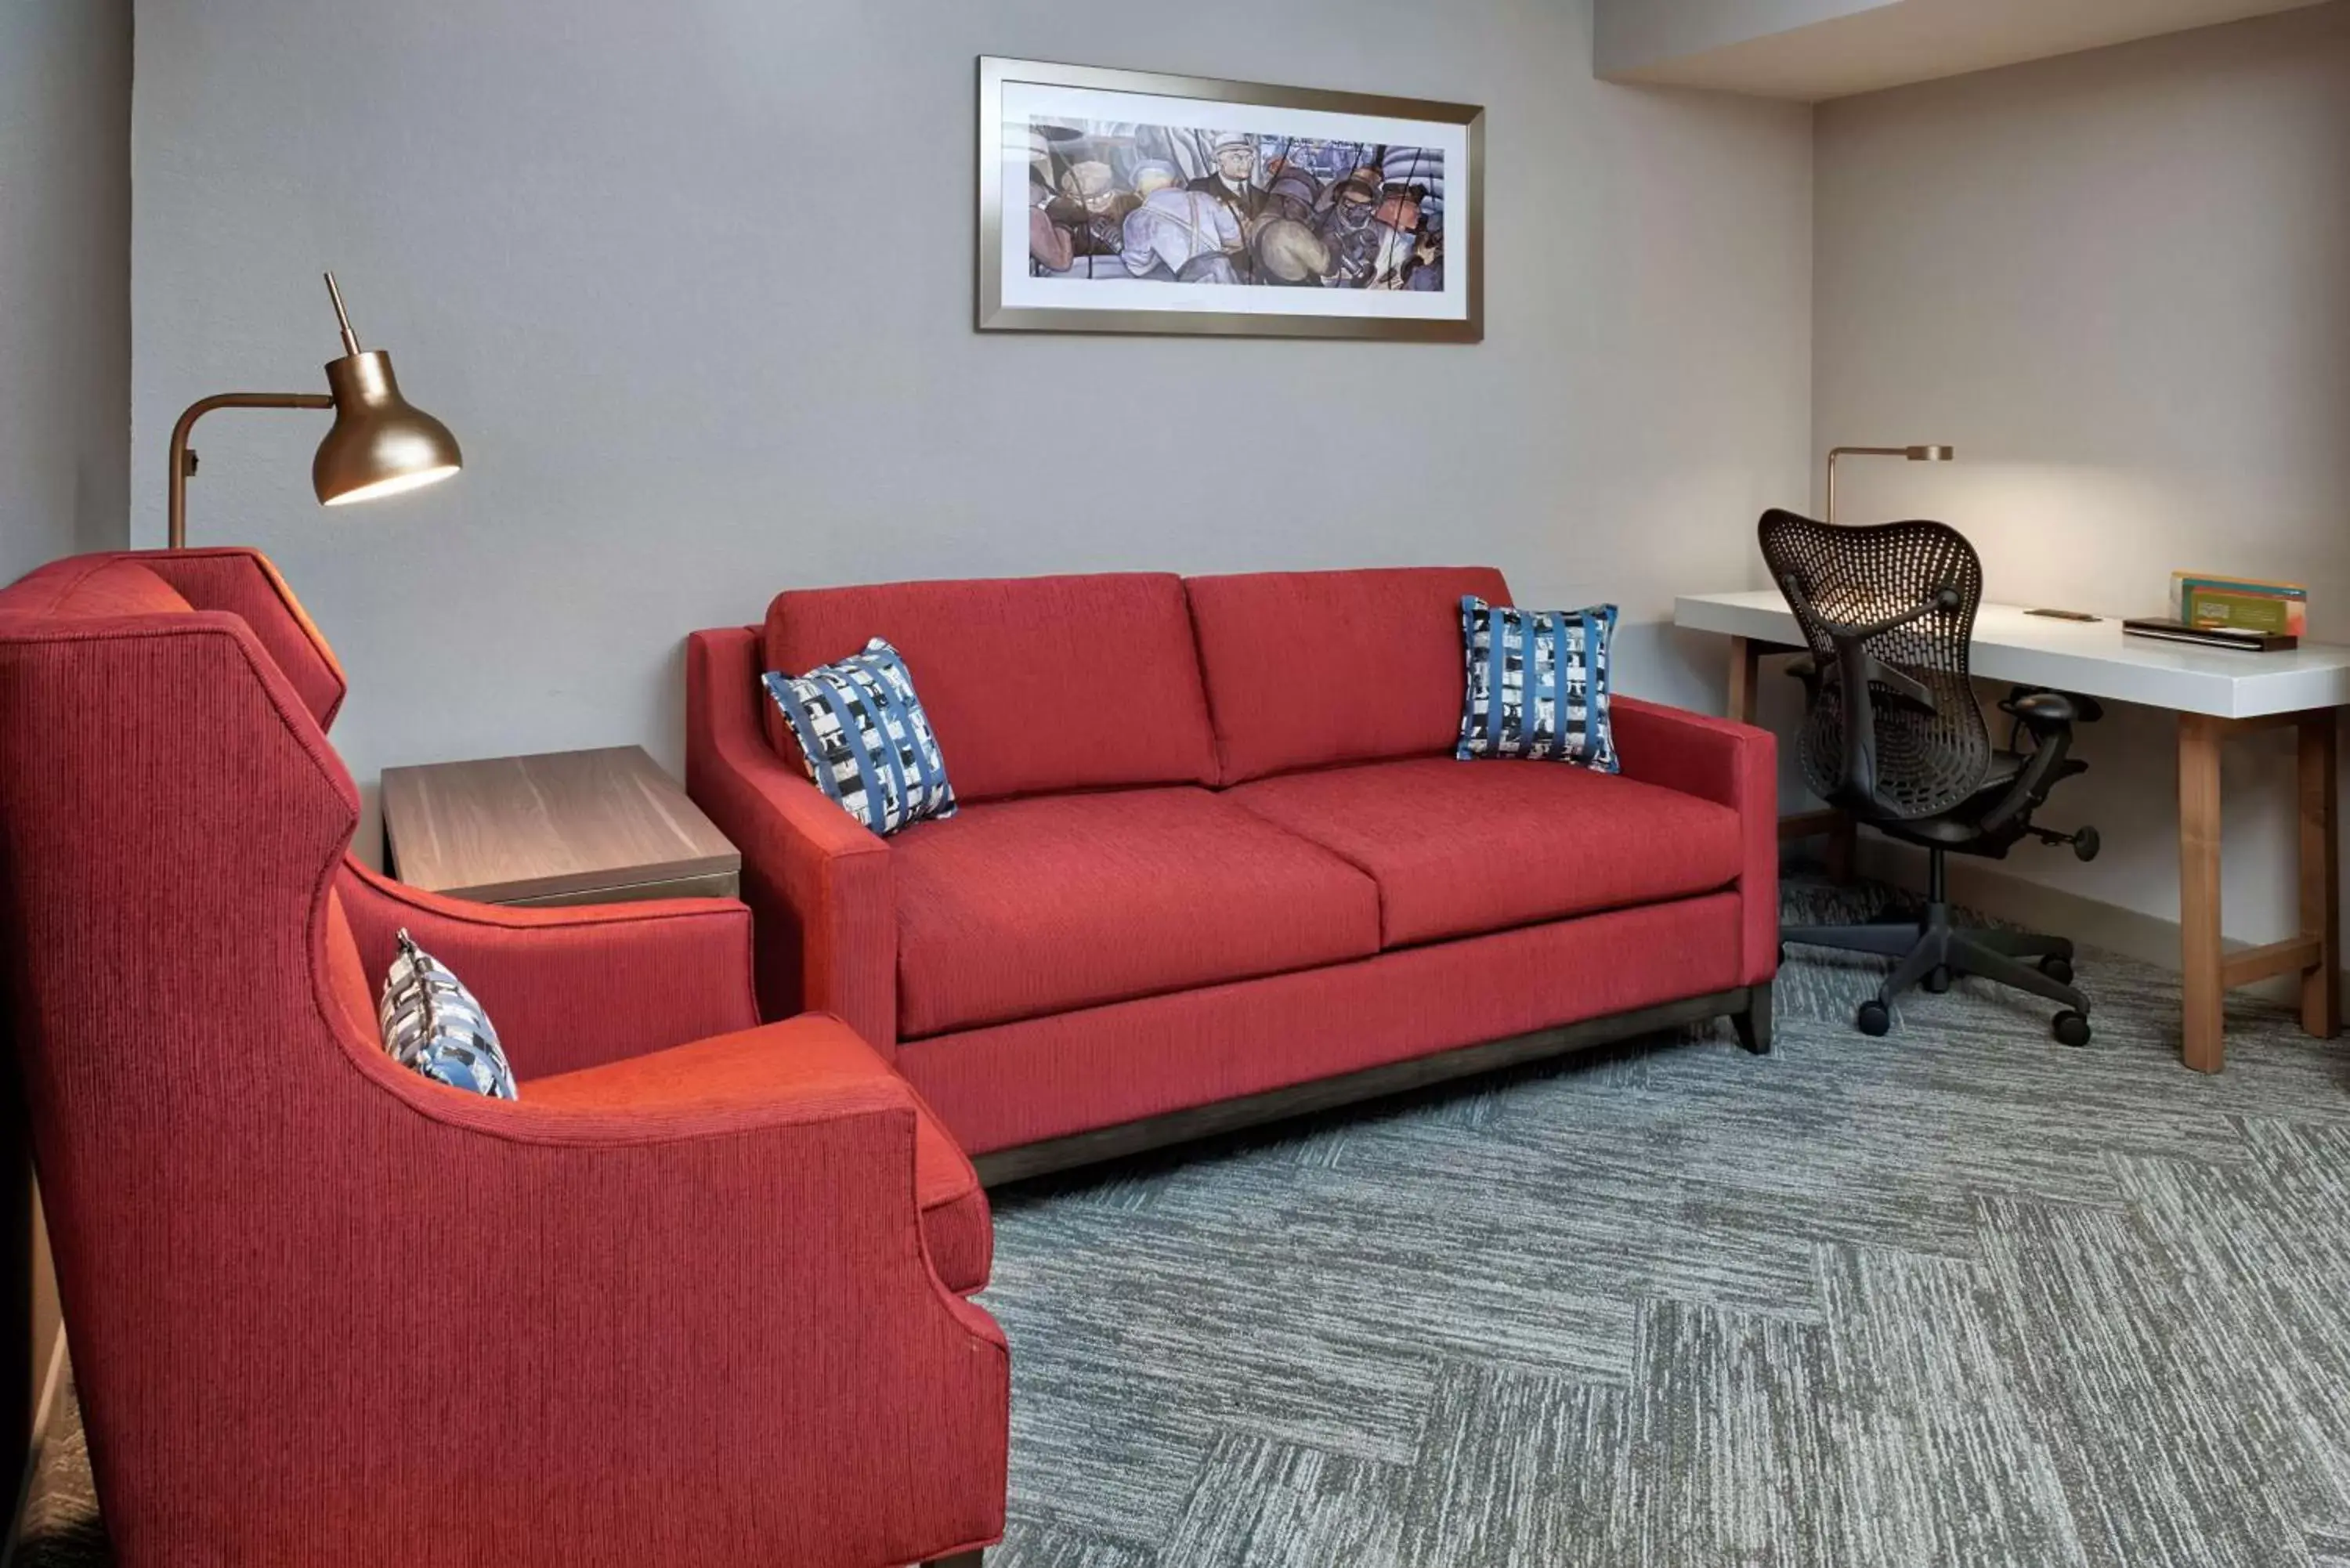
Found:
763,638 -> 956,836
1458,596 -> 1619,772
378,930 -> 518,1099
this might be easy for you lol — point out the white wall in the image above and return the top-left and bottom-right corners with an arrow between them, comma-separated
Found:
1596,0 -> 1891,81
1,0 -> 131,579
129,0 -> 1813,847
1814,2 -> 2350,946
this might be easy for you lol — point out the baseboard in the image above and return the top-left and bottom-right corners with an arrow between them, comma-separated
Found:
2,1330 -> 67,1568
1853,837 -> 2333,1005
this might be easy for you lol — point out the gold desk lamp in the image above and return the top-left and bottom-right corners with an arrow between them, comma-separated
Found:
167,273 -> 462,548
1824,444 -> 1952,526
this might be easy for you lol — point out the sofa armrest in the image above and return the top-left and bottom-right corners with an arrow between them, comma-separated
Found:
335,854 -> 761,1078
688,627 -> 898,1053
1613,696 -> 1779,986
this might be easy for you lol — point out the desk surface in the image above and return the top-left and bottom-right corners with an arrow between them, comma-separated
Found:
1676,590 -> 2350,720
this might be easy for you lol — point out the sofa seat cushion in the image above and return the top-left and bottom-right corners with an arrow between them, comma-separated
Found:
525,1015 -> 993,1295
1227,756 -> 1744,948
893,787 -> 1381,1037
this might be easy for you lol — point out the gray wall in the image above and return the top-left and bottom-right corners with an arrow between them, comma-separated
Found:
1,0 -> 132,579
0,0 -> 129,1479
1596,0 -> 1889,79
131,0 -> 1813,847
1814,2 -> 2350,945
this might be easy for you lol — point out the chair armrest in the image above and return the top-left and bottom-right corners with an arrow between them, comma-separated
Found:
688,627 -> 898,1053
330,1016 -> 1008,1564
335,854 -> 761,1078
1613,696 -> 1779,986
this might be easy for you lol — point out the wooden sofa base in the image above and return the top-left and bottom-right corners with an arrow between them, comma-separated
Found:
972,981 -> 1770,1187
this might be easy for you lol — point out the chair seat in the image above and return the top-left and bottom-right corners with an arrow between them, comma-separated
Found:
1227,756 -> 1745,948
891,787 -> 1382,1037
526,1016 -> 992,1295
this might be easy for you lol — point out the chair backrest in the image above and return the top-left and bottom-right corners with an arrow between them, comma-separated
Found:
0,550 -> 447,1553
1756,509 -> 1990,821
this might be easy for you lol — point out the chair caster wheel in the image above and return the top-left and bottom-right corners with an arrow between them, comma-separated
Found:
2052,1010 -> 2092,1047
1924,965 -> 1950,993
2073,826 -> 2099,862
1856,999 -> 1891,1036
2040,955 -> 2073,985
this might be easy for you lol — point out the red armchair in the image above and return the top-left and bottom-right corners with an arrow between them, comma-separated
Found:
0,551 -> 1007,1568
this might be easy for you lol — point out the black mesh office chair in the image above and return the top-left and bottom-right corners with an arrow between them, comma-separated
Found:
1760,508 -> 2104,1045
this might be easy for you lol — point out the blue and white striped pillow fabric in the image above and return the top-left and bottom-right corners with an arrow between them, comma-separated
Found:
763,638 -> 956,836
1457,596 -> 1619,772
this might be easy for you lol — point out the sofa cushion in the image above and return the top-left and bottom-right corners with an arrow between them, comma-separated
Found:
892,787 -> 1381,1038
765,573 -> 1217,803
1227,756 -> 1743,948
1185,565 -> 1512,784
764,638 -> 957,836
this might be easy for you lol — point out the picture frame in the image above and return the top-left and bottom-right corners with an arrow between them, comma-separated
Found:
977,56 -> 1484,342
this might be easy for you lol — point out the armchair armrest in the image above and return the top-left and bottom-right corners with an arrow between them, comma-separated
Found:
324,1014 -> 1008,1565
1613,696 -> 1779,986
688,627 -> 898,1053
336,854 -> 760,1078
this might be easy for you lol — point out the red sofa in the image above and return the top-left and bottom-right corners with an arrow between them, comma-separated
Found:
0,550 -> 1007,1568
688,566 -> 1777,1177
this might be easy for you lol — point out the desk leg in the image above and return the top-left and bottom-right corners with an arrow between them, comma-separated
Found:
2178,714 -> 2226,1073
2298,710 -> 2341,1039
1728,636 -> 1759,724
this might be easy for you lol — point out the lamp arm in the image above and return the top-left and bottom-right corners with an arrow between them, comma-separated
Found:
167,391 -> 336,549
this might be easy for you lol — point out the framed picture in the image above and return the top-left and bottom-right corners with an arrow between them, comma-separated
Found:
978,56 -> 1483,341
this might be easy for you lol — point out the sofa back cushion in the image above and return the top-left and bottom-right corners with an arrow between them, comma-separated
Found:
1186,565 -> 1512,783
764,573 -> 1217,802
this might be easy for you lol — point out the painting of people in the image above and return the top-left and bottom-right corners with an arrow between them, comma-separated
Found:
980,59 -> 1481,340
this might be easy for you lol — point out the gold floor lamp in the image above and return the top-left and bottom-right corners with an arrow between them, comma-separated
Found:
167,273 -> 462,548
1824,444 -> 1952,525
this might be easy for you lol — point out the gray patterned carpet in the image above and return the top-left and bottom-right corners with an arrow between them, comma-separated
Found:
18,879 -> 2350,1566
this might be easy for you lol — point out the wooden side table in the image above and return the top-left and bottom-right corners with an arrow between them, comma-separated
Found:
381,746 -> 740,906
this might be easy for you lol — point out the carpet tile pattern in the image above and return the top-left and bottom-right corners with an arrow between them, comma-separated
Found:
17,880 -> 2350,1566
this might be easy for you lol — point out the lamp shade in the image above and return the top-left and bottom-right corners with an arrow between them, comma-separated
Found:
313,349 -> 462,507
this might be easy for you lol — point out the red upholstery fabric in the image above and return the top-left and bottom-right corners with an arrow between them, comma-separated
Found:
526,1015 -> 993,1295
0,560 -> 1008,1567
764,573 -> 1217,802
335,854 -> 762,1078
1613,696 -> 1781,987
1227,756 -> 1744,948
0,547 -> 349,729
898,892 -> 1744,1154
690,627 -> 897,1050
1184,565 -> 1512,783
894,787 -> 1380,1037
0,555 -> 193,618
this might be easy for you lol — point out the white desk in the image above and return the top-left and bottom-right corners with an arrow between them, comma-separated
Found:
1676,589 -> 2350,1072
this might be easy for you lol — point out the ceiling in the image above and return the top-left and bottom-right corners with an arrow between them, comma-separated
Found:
1596,0 -> 2336,100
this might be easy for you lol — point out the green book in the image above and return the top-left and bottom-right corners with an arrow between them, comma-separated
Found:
2172,573 -> 2306,637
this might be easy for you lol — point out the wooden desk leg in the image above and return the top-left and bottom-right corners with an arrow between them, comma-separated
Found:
2178,714 -> 2226,1073
1729,636 -> 1759,724
2298,710 -> 2341,1039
